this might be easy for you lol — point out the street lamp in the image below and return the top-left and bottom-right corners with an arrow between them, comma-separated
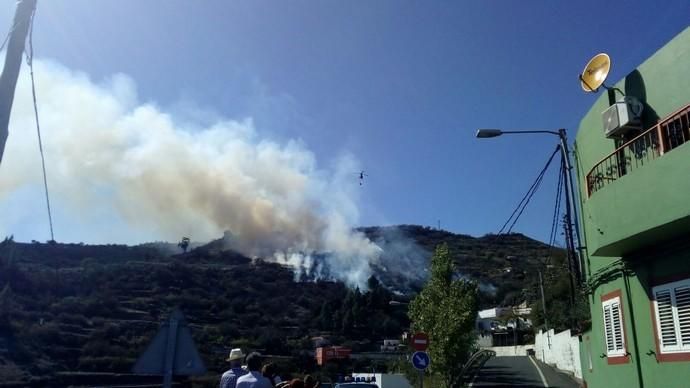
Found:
476,127 -> 585,329
475,129 -> 560,138
475,128 -> 582,279
389,300 -> 409,306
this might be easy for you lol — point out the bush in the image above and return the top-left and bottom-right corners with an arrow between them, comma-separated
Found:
57,312 -> 89,326
26,322 -> 60,343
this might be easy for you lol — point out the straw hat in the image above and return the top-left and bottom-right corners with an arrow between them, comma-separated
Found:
226,348 -> 245,362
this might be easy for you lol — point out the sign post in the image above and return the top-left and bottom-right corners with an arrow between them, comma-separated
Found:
411,333 -> 430,388
412,351 -> 430,388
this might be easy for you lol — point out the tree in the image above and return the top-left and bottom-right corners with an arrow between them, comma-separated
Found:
367,275 -> 381,290
0,284 -> 13,331
318,301 -> 334,330
409,243 -> 478,388
341,309 -> 354,335
178,236 -> 190,253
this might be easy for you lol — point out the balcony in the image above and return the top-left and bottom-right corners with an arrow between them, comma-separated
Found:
586,104 -> 690,197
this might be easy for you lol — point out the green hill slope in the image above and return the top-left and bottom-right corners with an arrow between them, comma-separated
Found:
0,226 -> 566,385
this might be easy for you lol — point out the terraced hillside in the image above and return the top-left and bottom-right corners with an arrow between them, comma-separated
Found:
0,227 -> 567,386
0,240 -> 403,386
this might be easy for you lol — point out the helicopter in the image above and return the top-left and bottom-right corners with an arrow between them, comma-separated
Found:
356,171 -> 368,186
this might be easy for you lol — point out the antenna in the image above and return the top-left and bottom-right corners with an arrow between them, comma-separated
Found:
579,53 -> 611,93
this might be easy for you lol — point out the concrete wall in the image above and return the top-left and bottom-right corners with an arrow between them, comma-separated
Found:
535,329 -> 582,380
486,345 -> 534,357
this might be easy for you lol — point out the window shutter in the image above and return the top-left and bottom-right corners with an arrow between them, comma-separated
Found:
674,285 -> 690,347
653,280 -> 690,354
603,304 -> 615,352
655,288 -> 678,349
602,297 -> 625,356
611,302 -> 624,352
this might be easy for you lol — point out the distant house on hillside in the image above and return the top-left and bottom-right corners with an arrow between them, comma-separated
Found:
380,339 -> 403,352
477,302 -> 533,347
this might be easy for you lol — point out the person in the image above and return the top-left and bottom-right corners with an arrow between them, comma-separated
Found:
219,348 -> 247,388
303,375 -> 319,388
236,352 -> 273,388
261,362 -> 282,386
288,379 -> 304,388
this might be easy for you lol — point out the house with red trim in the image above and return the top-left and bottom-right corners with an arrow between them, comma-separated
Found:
574,27 -> 690,387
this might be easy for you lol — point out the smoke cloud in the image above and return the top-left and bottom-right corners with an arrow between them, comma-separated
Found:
0,59 -> 381,287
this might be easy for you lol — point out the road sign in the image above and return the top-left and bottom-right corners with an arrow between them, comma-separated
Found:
132,309 -> 206,388
411,332 -> 429,351
412,351 -> 430,370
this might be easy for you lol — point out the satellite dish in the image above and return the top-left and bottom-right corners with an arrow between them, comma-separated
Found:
580,53 -> 611,92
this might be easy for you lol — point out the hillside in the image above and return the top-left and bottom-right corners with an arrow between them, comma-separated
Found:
0,226 -> 566,386
360,225 -> 564,307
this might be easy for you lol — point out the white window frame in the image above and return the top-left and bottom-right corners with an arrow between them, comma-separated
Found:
652,278 -> 690,354
602,296 -> 626,357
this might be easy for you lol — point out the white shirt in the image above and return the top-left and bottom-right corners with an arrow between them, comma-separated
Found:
236,371 -> 273,388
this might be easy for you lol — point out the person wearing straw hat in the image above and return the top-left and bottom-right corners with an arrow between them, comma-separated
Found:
220,348 -> 247,388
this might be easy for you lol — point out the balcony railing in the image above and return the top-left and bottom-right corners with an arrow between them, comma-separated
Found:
586,104 -> 690,196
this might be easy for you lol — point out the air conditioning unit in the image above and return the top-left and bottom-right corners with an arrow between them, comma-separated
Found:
601,96 -> 643,138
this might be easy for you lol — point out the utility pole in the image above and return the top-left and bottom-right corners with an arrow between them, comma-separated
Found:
0,0 -> 36,166
538,269 -> 552,351
538,270 -> 548,331
557,128 -> 583,283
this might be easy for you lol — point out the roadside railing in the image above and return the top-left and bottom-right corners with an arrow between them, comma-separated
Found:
586,104 -> 690,196
457,349 -> 495,386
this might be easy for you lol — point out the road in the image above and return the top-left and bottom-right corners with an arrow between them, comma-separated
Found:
469,356 -> 579,388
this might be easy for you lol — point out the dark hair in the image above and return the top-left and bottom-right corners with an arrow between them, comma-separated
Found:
262,362 -> 278,376
289,379 -> 305,388
245,352 -> 263,371
304,375 -> 316,388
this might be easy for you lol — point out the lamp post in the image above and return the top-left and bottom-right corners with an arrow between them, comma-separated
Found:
475,128 -> 583,281
476,128 -> 584,329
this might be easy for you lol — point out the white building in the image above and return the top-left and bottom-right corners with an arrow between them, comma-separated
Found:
380,339 -> 402,352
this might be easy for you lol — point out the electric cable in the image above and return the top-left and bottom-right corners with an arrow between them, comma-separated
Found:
25,7 -> 54,241
545,157 -> 564,266
497,145 -> 560,236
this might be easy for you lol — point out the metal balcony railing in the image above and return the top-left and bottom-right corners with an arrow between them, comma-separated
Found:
586,104 -> 690,196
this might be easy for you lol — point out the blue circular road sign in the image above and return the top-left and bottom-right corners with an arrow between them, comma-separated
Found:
412,351 -> 430,370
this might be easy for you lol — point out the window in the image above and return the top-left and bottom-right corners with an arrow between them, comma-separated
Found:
652,279 -> 690,354
602,295 -> 626,357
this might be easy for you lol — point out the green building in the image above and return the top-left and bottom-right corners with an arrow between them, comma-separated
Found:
575,27 -> 690,388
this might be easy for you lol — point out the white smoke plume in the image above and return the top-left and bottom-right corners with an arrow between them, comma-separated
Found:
0,59 -> 381,287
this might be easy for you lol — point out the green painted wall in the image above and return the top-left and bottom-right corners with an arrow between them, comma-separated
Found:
580,250 -> 690,388
574,27 -> 690,388
575,26 -> 690,258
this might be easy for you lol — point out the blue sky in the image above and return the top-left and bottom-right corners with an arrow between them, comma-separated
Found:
0,1 -> 688,245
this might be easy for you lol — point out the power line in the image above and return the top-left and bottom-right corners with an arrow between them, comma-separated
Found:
25,7 -> 54,241
497,145 -> 560,236
545,156 -> 565,266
